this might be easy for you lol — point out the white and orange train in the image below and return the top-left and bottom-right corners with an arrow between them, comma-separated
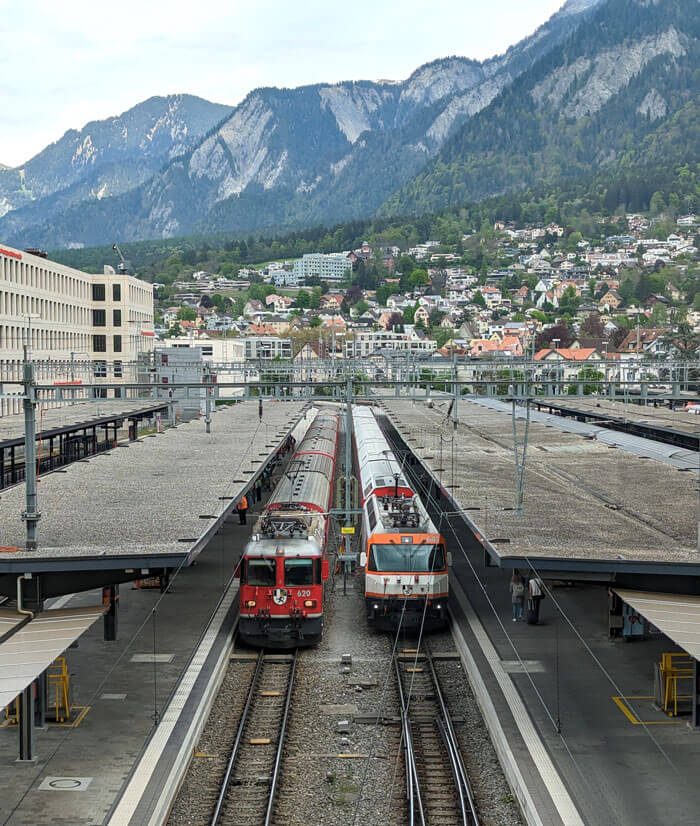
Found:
238,409 -> 340,648
353,406 -> 450,631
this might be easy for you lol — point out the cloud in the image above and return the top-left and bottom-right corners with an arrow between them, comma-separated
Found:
0,0 -> 564,166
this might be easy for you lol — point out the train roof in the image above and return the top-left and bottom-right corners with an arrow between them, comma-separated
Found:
367,491 -> 439,537
352,406 -> 409,498
243,535 -> 323,558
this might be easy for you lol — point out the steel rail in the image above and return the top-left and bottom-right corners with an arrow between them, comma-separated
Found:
394,653 -> 426,826
425,644 -> 480,826
210,650 -> 265,825
264,648 -> 298,826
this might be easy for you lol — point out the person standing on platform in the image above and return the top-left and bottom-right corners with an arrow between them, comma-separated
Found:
527,575 -> 545,624
509,570 -> 525,622
237,495 -> 249,525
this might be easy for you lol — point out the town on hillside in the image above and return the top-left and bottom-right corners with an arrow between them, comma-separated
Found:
153,212 -> 700,378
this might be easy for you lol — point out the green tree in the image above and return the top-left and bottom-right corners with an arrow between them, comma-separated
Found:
408,268 -> 429,288
176,305 -> 196,321
295,290 -> 311,309
472,290 -> 486,309
566,231 -> 583,252
650,302 -> 668,325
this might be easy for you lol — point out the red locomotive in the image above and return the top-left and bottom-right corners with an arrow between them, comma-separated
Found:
238,409 -> 340,648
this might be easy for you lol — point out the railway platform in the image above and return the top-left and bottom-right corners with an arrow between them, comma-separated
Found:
0,399 -> 171,490
534,397 -> 699,451
380,398 -> 700,826
0,406 -> 313,826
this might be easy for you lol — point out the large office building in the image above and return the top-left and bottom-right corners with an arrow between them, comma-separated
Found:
0,244 -> 154,415
291,252 -> 351,284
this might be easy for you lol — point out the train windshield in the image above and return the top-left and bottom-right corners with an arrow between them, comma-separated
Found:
284,558 -> 314,586
246,558 -> 277,586
369,544 -> 445,573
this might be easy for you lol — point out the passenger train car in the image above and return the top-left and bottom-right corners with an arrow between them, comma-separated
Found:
353,406 -> 450,631
238,410 -> 340,648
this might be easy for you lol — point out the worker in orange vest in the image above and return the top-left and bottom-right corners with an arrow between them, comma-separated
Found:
237,495 -> 249,525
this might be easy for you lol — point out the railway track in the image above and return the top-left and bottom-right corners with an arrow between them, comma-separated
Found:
211,650 -> 297,826
395,644 -> 480,826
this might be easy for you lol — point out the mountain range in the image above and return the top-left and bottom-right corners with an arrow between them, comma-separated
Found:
0,0 -> 697,251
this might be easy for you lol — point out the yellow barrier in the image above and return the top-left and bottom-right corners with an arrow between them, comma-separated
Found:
660,652 -> 694,716
48,657 -> 70,722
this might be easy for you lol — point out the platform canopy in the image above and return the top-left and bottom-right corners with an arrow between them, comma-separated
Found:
0,608 -> 24,641
615,589 -> 700,660
0,605 -> 105,708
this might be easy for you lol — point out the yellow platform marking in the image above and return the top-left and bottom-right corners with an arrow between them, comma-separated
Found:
194,752 -> 218,759
261,691 -> 280,696
250,737 -> 271,745
612,696 -> 685,725
1,705 -> 90,729
406,667 -> 423,673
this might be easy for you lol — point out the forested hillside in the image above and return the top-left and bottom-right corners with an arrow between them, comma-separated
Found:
382,0 -> 699,216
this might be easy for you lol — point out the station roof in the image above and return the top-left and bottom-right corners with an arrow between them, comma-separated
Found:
0,605 -> 106,709
615,590 -> 700,660
474,397 -> 698,470
0,608 -> 24,641
0,400 -> 169,448
381,398 -> 699,575
539,397 -> 700,444
0,401 -> 307,573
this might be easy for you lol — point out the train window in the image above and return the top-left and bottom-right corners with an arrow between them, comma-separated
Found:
368,499 -> 377,532
369,543 -> 446,573
284,558 -> 313,586
246,558 -> 277,586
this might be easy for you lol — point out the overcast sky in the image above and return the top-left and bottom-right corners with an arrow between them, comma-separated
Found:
0,0 -> 565,167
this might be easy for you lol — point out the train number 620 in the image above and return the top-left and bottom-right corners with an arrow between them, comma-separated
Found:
296,589 -> 311,597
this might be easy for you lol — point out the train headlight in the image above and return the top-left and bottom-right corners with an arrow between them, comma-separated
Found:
372,603 -> 379,610
304,600 -> 316,608
246,600 -> 256,608
436,603 -> 442,610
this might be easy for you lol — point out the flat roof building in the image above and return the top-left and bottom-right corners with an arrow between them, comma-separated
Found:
292,252 -> 351,284
0,245 -> 154,415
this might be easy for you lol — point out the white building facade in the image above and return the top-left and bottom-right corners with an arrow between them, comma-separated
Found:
0,244 -> 154,415
292,253 -> 351,284
345,330 -> 438,359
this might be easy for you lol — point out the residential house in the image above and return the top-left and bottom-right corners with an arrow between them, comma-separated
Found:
598,290 -> 623,312
414,306 -> 430,326
265,294 -> 293,312
321,293 -> 345,311
243,299 -> 266,317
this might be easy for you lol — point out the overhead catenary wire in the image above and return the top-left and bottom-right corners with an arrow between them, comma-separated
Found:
383,410 -> 684,794
383,420 -> 603,801
391,399 -> 688,770
2,411 -> 288,826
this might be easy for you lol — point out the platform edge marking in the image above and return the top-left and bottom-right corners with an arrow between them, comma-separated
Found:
451,575 -> 584,826
106,585 -> 237,826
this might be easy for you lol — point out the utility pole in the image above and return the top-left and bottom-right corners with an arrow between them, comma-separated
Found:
22,346 -> 40,549
451,350 -> 458,427
343,374 -> 353,592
